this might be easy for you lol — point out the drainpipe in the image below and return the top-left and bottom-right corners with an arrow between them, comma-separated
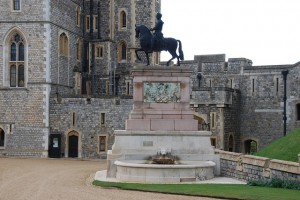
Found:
281,70 -> 288,136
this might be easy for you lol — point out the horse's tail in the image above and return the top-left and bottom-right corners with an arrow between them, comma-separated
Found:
177,40 -> 184,60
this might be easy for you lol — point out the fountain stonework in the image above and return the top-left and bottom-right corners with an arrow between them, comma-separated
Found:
106,65 -> 220,183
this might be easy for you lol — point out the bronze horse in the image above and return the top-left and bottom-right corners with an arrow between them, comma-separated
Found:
135,25 -> 184,66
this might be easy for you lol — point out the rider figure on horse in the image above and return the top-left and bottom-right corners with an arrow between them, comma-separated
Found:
150,13 -> 164,51
135,12 -> 184,66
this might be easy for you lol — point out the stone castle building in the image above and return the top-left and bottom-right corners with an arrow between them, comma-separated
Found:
0,0 -> 299,159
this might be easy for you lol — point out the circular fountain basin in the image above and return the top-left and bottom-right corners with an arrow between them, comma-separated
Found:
115,160 -> 216,183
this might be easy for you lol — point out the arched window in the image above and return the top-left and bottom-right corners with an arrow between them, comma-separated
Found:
0,128 -> 5,147
59,34 -> 64,54
9,33 -> 25,87
13,0 -> 20,11
296,103 -> 300,121
118,41 -> 127,62
59,33 -> 69,56
120,11 -> 127,28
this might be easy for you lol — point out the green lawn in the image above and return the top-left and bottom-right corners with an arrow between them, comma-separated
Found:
93,181 -> 300,200
255,128 -> 300,162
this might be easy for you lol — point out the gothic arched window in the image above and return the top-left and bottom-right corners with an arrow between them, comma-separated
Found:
9,33 -> 25,87
59,33 -> 69,56
120,11 -> 127,28
118,41 -> 127,62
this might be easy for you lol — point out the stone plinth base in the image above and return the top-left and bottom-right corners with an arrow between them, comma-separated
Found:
106,130 -> 220,178
111,130 -> 215,155
115,160 -> 215,183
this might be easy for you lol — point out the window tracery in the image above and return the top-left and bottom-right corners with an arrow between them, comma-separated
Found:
59,33 -> 69,56
9,33 -> 25,87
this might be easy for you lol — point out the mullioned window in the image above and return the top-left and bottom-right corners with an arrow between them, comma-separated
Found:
9,33 -> 25,87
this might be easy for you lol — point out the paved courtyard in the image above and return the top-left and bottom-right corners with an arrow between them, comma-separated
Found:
0,158 -> 222,200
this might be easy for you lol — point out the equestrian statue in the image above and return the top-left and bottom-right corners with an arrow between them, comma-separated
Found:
135,13 -> 184,66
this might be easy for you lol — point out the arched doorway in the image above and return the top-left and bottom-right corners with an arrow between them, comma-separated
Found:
68,131 -> 79,158
244,139 -> 257,154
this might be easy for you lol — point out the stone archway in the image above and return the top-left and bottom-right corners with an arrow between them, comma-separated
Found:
244,139 -> 257,154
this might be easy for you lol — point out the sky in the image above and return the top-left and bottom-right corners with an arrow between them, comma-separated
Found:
160,0 -> 300,65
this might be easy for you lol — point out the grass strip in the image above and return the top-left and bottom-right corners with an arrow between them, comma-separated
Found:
93,180 -> 300,200
255,128 -> 300,162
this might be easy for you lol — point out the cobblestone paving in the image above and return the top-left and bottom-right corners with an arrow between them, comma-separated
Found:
0,158 -> 222,200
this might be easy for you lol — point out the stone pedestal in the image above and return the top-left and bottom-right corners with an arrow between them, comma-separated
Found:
107,66 -> 220,182
126,66 -> 197,131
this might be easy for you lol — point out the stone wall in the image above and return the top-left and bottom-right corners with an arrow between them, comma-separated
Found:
0,0 -> 50,157
217,150 -> 300,183
223,90 -> 242,152
238,65 -> 291,150
287,63 -> 300,131
185,56 -> 243,151
183,54 -> 300,153
0,0 -> 47,21
49,96 -> 133,158
49,0 -> 82,96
